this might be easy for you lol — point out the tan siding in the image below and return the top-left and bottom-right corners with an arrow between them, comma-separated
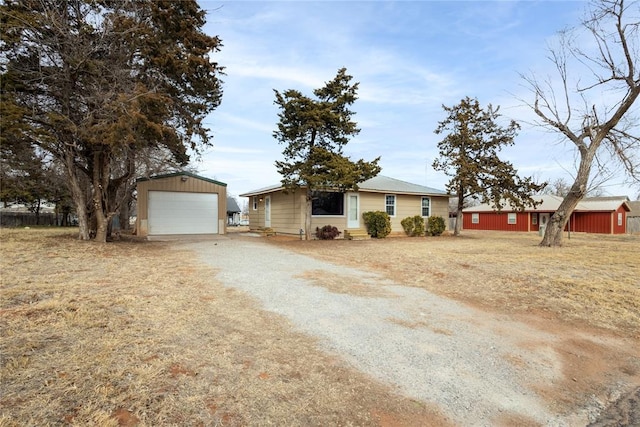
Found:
247,188 -> 450,236
359,192 -> 450,233
270,191 -> 303,235
429,197 -> 450,230
136,175 -> 227,236
311,215 -> 348,234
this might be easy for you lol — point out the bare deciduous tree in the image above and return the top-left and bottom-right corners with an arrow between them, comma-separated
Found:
522,0 -> 640,246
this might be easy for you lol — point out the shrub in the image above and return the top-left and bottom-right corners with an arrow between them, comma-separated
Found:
363,211 -> 391,238
426,216 -> 446,236
315,225 -> 341,240
400,215 -> 425,237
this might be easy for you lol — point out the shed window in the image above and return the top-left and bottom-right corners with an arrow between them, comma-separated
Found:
421,197 -> 431,217
471,213 -> 479,224
532,213 -> 538,225
507,213 -> 517,225
312,191 -> 344,216
618,212 -> 623,226
385,195 -> 396,216
252,196 -> 258,210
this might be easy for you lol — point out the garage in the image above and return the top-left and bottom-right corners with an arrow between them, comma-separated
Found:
148,191 -> 218,235
136,172 -> 227,238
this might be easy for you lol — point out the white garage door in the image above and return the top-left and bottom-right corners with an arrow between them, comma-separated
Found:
148,191 -> 218,235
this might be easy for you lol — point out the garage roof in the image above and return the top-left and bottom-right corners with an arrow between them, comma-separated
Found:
136,171 -> 227,187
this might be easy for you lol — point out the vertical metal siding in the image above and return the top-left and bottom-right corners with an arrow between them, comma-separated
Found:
572,212 -> 611,234
137,175 -> 227,236
614,206 -> 627,234
463,212 -> 529,231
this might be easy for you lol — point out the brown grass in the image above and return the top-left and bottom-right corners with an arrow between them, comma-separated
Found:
0,228 -> 450,426
268,231 -> 640,338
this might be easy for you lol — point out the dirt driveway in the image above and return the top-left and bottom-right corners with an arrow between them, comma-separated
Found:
183,234 -> 639,427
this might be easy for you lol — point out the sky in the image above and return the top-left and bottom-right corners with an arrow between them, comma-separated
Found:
193,0 -> 639,203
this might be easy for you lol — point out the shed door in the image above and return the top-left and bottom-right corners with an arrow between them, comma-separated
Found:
148,191 -> 218,235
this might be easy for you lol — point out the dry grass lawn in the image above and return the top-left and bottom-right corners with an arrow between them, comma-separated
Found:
0,228 -> 449,427
2,227 -> 639,426
269,230 -> 640,338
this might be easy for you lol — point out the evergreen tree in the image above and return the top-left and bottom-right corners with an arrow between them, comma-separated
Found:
433,97 -> 545,236
273,68 -> 381,239
0,0 -> 224,241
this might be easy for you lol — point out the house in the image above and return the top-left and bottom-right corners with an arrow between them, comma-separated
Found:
239,175 -> 449,237
136,172 -> 227,237
462,195 -> 631,234
227,197 -> 242,226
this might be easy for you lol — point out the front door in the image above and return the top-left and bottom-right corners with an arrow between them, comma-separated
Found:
347,193 -> 359,229
539,213 -> 549,231
264,196 -> 271,227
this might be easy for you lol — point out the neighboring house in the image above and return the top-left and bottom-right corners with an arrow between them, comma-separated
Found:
462,195 -> 631,235
239,175 -> 449,237
627,200 -> 640,234
136,172 -> 227,237
227,197 -> 242,226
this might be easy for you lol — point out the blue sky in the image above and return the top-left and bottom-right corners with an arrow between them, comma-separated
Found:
194,1 -> 637,202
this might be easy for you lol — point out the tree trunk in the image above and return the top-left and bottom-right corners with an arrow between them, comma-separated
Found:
304,188 -> 312,240
63,153 -> 90,240
540,150 -> 594,247
93,151 -> 111,243
454,187 -> 464,236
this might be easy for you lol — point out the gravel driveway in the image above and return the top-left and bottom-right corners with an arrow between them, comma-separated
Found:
182,235 -> 594,426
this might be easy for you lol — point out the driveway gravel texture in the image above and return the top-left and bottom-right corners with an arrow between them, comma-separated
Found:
181,235 -> 629,426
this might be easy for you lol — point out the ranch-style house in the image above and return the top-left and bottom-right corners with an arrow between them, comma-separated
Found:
239,175 -> 450,237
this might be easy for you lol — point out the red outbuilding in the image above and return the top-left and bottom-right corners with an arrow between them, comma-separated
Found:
462,195 -> 631,234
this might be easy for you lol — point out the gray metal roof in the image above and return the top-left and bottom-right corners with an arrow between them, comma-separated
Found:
239,175 -> 448,197
628,200 -> 640,217
358,175 -> 448,195
226,197 -> 241,213
463,194 -> 631,213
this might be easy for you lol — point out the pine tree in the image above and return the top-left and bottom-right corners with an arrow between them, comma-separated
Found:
273,68 -> 381,239
433,97 -> 545,236
0,0 -> 224,241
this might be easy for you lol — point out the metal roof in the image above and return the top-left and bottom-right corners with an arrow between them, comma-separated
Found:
226,197 -> 241,213
628,200 -> 640,217
358,175 -> 448,195
239,175 -> 448,197
463,194 -> 631,213
136,171 -> 227,187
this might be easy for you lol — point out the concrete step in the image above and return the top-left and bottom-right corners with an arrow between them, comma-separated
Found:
257,227 -> 276,236
344,229 -> 370,240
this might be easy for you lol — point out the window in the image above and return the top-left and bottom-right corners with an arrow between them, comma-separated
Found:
532,213 -> 538,225
312,191 -> 344,216
385,195 -> 396,216
252,196 -> 258,210
507,212 -> 517,225
421,197 -> 430,217
471,213 -> 479,224
618,212 -> 623,226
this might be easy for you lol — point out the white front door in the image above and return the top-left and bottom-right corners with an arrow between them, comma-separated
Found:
264,196 -> 271,227
539,213 -> 549,229
347,193 -> 359,229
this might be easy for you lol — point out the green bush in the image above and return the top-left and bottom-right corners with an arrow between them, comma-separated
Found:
426,216 -> 446,236
400,215 -> 425,237
315,225 -> 341,240
363,211 -> 391,238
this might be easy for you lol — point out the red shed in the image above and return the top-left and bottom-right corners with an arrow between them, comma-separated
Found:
462,195 -> 631,234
